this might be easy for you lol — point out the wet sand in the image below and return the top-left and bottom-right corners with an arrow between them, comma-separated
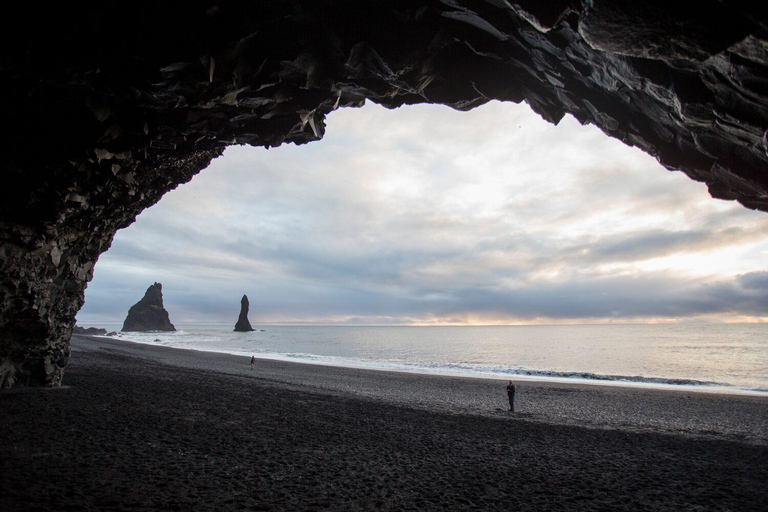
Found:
2,335 -> 767,510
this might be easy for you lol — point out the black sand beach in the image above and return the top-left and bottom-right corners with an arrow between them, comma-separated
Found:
2,336 -> 767,511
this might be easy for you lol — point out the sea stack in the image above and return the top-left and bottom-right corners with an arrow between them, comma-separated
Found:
234,295 -> 255,332
122,282 -> 176,332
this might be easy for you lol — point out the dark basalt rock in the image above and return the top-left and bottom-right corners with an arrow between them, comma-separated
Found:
1,1 -> 767,386
73,326 -> 108,336
121,283 -> 176,332
234,295 -> 255,332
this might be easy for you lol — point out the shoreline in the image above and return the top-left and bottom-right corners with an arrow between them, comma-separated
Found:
77,335 -> 768,445
103,332 -> 768,398
2,335 -> 767,510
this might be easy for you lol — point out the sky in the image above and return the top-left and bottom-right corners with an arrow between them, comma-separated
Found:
77,101 -> 768,326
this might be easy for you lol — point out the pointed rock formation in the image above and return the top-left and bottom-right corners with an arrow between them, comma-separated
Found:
122,283 -> 176,332
234,295 -> 255,332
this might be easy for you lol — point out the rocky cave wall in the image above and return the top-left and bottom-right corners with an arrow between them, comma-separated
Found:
1,0 -> 766,387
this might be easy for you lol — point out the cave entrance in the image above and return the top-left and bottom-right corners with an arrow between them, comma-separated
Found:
5,1 -> 767,390
77,101 -> 768,327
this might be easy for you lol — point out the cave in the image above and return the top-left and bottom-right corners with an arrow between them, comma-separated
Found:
1,1 -> 766,388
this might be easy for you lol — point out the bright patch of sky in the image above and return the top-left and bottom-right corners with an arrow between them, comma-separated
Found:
78,101 -> 768,325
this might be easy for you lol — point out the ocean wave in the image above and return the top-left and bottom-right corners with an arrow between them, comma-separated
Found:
391,361 -> 726,387
244,353 -> 728,389
110,334 -> 760,393
506,369 -> 723,387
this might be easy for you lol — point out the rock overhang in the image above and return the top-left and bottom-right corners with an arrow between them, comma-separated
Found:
0,0 -> 766,386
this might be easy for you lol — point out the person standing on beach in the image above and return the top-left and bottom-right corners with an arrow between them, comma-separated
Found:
250,356 -> 255,370
506,380 -> 516,412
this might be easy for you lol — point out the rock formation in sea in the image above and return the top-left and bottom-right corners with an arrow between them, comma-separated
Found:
1,2 -> 767,386
234,295 -> 255,332
121,283 -> 176,332
73,326 -> 108,336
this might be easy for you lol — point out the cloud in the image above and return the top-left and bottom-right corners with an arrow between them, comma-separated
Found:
738,271 -> 768,291
78,101 -> 768,325
563,225 -> 768,265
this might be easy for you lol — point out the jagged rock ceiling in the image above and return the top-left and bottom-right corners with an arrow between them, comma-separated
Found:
1,0 -> 766,387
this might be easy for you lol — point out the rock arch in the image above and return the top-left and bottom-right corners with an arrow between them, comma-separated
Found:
1,1 -> 766,386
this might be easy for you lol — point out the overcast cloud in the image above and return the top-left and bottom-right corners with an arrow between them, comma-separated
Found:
77,101 -> 768,325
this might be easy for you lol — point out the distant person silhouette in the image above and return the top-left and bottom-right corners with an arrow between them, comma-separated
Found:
250,356 -> 255,370
506,380 -> 516,412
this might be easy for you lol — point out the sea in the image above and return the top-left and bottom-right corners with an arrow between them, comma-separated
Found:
82,323 -> 768,396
